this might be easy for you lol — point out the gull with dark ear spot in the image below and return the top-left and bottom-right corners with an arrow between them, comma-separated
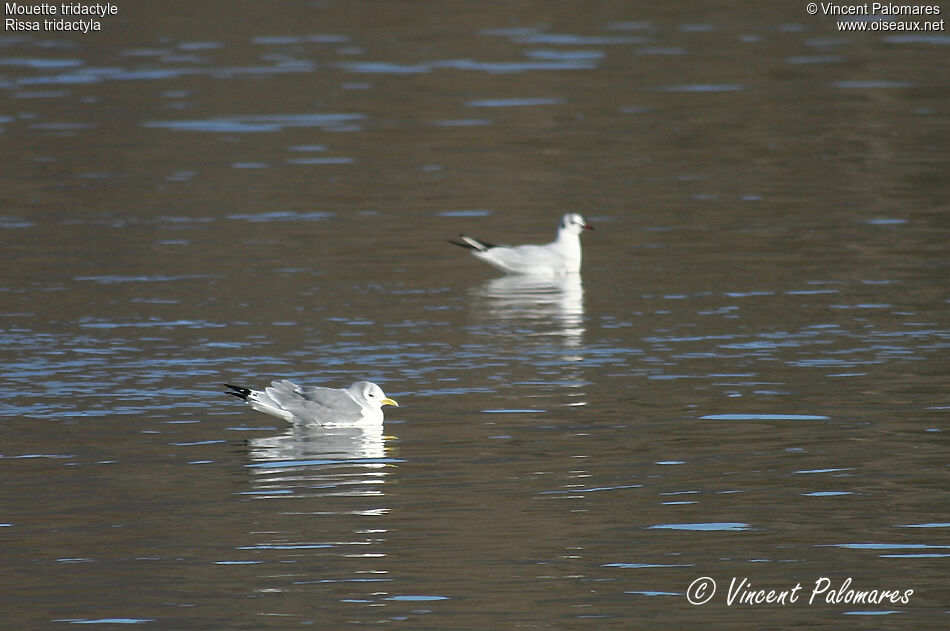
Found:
224,380 -> 397,427
449,213 -> 593,275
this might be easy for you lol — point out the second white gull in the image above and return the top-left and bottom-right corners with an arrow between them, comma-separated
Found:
449,213 -> 593,275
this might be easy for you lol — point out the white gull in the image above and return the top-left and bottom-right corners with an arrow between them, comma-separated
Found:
225,380 -> 397,427
449,213 -> 593,275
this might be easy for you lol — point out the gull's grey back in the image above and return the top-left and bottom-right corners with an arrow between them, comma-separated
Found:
267,380 -> 365,424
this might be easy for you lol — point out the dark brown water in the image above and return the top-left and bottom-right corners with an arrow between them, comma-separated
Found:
2,1 -> 948,628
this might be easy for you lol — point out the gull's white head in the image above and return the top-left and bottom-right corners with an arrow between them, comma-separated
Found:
351,381 -> 399,410
559,213 -> 594,236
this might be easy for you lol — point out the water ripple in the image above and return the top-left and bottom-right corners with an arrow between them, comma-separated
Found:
144,113 -> 365,133
648,522 -> 751,531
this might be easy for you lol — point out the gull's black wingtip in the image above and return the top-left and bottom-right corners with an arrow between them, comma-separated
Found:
448,234 -> 496,252
448,237 -> 474,250
224,383 -> 251,401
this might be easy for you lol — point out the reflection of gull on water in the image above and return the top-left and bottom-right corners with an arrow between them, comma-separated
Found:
472,274 -> 585,346
469,274 -> 588,403
248,424 -> 387,464
245,424 -> 399,497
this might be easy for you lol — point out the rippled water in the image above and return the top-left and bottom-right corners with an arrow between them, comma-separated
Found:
2,2 -> 948,628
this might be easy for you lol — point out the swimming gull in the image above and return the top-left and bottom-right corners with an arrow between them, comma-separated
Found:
449,213 -> 593,275
224,379 -> 397,426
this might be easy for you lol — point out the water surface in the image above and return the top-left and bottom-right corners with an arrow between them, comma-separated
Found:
2,1 -> 948,629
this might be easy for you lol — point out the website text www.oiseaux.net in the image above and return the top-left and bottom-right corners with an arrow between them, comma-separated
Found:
807,3 -> 946,31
